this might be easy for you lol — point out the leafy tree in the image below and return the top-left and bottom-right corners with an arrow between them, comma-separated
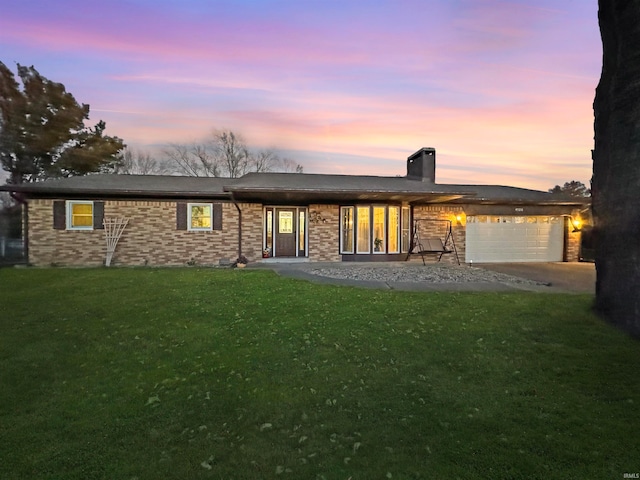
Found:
0,62 -> 124,184
593,0 -> 640,337
548,180 -> 591,197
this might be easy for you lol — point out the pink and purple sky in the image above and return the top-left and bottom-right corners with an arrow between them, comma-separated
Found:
1,0 -> 601,190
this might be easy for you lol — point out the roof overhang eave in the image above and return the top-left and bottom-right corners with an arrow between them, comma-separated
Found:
456,199 -> 587,207
226,187 -> 471,204
0,186 -> 232,200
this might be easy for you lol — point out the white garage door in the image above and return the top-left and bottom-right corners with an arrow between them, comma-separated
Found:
466,216 -> 564,263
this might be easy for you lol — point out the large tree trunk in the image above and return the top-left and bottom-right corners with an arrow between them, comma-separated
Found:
593,0 -> 640,337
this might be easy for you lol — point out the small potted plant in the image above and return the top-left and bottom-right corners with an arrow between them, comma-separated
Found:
374,237 -> 383,252
235,255 -> 248,268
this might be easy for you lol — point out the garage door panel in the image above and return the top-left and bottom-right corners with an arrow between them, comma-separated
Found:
466,216 -> 563,263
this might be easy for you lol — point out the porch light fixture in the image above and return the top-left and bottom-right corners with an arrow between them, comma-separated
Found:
562,214 -> 583,232
571,217 -> 582,232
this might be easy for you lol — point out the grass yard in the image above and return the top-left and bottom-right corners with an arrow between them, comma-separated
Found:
1,268 -> 639,479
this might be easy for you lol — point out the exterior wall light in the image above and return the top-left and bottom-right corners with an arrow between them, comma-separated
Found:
571,217 -> 582,232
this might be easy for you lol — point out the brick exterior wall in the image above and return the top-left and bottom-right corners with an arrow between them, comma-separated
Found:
308,205 -> 341,262
565,209 -> 582,262
26,199 -> 580,266
411,205 -> 466,264
238,203 -> 263,262
28,199 -> 254,267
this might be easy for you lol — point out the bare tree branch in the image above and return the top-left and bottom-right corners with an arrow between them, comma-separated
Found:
250,149 -> 277,173
213,130 -> 249,178
162,129 -> 305,177
279,157 -> 304,173
163,142 -> 220,177
115,148 -> 171,175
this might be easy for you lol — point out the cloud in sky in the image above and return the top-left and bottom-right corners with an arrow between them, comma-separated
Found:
0,0 -> 601,189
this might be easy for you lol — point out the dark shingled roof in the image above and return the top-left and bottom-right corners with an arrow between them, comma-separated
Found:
1,174 -> 232,199
224,172 -> 474,203
226,173 -> 584,205
1,172 -> 586,206
446,184 -> 584,204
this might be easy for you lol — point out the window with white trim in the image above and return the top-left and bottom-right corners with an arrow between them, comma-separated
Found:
401,206 -> 410,253
356,206 -> 371,253
67,201 -> 94,230
372,206 -> 386,253
340,204 -> 409,255
388,206 -> 400,254
188,203 -> 213,231
340,207 -> 354,254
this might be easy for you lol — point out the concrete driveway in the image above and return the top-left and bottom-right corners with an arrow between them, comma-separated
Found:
475,262 -> 596,294
254,260 -> 596,293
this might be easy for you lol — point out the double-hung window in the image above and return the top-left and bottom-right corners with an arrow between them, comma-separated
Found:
188,203 -> 213,231
176,202 -> 221,231
67,201 -> 94,230
54,200 -> 103,231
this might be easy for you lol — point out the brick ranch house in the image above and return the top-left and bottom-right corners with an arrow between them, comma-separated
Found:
1,148 -> 586,267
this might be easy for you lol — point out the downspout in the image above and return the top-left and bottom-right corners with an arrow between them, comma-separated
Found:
230,193 -> 242,260
10,192 -> 28,264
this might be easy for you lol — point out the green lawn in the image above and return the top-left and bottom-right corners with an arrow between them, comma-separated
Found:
1,268 -> 638,479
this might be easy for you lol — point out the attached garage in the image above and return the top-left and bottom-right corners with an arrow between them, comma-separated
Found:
465,215 -> 564,263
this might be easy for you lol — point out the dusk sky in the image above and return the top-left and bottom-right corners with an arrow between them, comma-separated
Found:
1,0 -> 601,190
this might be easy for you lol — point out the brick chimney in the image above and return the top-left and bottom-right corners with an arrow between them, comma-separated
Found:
406,147 -> 436,182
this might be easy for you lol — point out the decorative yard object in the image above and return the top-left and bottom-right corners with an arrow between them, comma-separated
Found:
234,254 -> 248,268
103,217 -> 129,266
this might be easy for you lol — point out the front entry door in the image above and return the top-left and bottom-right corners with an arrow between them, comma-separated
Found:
275,208 -> 297,257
